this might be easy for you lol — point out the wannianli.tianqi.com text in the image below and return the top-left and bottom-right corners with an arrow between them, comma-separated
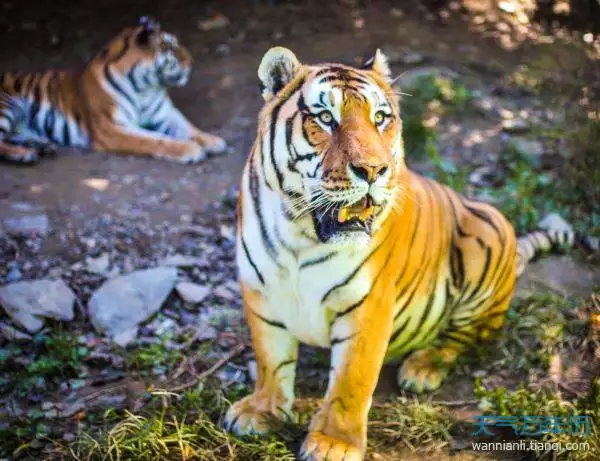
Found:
472,440 -> 592,452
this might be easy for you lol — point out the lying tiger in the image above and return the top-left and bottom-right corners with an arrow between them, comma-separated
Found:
225,47 -> 599,460
0,17 -> 226,164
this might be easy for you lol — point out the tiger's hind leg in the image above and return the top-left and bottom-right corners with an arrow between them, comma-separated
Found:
398,295 -> 512,393
0,97 -> 41,163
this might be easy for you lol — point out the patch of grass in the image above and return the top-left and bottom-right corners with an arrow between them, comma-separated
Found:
401,75 -> 472,159
461,292 -> 583,377
474,381 -> 600,460
368,397 -> 454,453
122,338 -> 184,376
0,327 -> 89,398
62,384 -> 296,461
0,417 -> 51,458
560,119 -> 600,235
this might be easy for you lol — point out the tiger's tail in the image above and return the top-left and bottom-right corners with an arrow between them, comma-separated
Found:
516,230 -> 600,276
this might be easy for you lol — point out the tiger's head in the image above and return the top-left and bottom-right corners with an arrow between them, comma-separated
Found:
97,17 -> 193,88
258,47 -> 406,247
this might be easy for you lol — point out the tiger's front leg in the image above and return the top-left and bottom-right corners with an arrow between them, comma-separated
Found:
224,284 -> 298,435
158,107 -> 227,156
300,298 -> 394,461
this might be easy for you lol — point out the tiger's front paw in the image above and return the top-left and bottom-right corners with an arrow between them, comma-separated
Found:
299,432 -> 363,461
195,132 -> 227,156
398,347 -> 458,393
224,393 -> 293,436
155,141 -> 206,164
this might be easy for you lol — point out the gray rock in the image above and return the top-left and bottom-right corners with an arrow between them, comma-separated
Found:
3,214 -> 49,236
176,282 -> 211,304
88,267 -> 177,343
159,254 -> 205,267
0,321 -> 32,341
5,266 -> 22,283
85,253 -> 111,276
401,52 -> 424,65
538,213 -> 573,234
502,118 -> 530,133
213,285 -> 234,301
0,279 -> 75,332
510,138 -> 544,166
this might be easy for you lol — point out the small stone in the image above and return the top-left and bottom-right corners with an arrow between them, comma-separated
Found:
176,282 -> 211,304
213,285 -> 234,301
5,266 -> 22,283
390,7 -> 403,17
41,401 -> 54,411
502,118 -> 529,133
0,321 -> 32,341
86,253 -> 110,275
88,267 -> 177,343
113,327 -> 138,347
63,433 -> 76,442
401,52 -> 424,65
197,14 -> 230,31
0,279 -> 75,333
3,214 -> 49,236
538,213 -> 573,234
219,225 -> 235,241
159,254 -> 204,267
247,359 -> 258,382
510,138 -> 544,163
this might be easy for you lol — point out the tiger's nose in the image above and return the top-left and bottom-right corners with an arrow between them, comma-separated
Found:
349,161 -> 389,184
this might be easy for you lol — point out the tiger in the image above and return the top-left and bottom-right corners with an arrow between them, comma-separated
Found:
223,47 -> 599,461
0,17 -> 226,164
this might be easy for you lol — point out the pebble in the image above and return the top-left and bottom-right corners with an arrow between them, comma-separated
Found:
501,118 -> 529,133
213,285 -> 235,301
176,282 -> 211,304
401,52 -> 424,65
3,214 -> 49,236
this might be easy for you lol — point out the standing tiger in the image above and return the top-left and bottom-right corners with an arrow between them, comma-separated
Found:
224,47 -> 599,461
0,17 -> 226,164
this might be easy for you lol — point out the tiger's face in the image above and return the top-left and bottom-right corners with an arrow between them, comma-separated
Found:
100,17 -> 193,88
258,48 -> 405,247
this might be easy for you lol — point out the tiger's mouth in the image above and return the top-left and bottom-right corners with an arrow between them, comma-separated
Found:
313,196 -> 378,243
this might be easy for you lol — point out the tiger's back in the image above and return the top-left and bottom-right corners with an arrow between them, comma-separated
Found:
0,70 -> 90,152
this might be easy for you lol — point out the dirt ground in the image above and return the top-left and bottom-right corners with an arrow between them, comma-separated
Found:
0,0 -> 546,252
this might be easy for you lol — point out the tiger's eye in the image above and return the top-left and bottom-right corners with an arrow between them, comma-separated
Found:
318,111 -> 334,125
374,111 -> 387,126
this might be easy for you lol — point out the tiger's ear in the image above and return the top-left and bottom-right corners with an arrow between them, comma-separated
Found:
258,47 -> 301,102
363,49 -> 391,79
137,16 -> 160,47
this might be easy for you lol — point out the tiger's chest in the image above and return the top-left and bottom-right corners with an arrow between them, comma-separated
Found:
262,248 -> 372,348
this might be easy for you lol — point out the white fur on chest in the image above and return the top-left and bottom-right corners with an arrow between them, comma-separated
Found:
263,247 -> 371,347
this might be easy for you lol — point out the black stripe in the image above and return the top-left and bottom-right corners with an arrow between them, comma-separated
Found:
62,120 -> 71,146
389,316 -> 410,345
241,236 -> 264,285
103,65 -> 137,119
127,62 -> 144,93
462,198 -> 504,244
467,246 -> 492,302
249,155 -> 279,263
249,308 -> 286,330
322,224 -> 394,304
300,251 -> 337,269
273,359 -> 296,376
29,78 -> 42,129
331,333 -> 357,346
333,292 -> 368,322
